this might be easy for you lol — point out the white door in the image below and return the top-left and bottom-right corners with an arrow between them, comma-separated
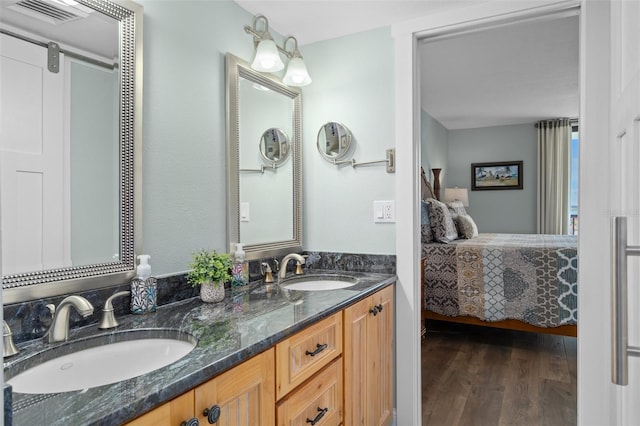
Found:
0,34 -> 67,274
579,0 -> 640,424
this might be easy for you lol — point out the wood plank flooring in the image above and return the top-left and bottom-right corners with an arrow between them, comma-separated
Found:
422,320 -> 577,426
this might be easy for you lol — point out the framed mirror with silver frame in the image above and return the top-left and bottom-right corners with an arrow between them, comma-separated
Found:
317,121 -> 354,162
226,53 -> 302,259
1,0 -> 142,304
259,128 -> 290,168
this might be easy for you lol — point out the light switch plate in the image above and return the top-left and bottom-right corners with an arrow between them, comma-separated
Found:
240,202 -> 250,222
373,200 -> 395,223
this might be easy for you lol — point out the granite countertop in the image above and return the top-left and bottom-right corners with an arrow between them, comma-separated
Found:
4,270 -> 395,425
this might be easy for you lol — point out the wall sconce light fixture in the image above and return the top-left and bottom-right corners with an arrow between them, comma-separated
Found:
244,14 -> 312,87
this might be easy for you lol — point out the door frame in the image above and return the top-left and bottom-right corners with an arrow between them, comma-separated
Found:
392,1 -> 610,424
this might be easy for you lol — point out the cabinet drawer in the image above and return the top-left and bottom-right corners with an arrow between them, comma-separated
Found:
276,312 -> 342,399
276,357 -> 343,426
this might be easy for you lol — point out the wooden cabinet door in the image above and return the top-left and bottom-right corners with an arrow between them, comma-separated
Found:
126,390 -> 195,426
194,348 -> 275,426
370,285 -> 394,426
344,294 -> 372,426
344,286 -> 394,426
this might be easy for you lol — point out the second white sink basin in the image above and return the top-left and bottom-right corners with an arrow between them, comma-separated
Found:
281,275 -> 359,291
6,329 -> 196,394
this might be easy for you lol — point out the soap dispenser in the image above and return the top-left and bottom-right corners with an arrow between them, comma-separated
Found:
231,243 -> 249,287
130,254 -> 157,314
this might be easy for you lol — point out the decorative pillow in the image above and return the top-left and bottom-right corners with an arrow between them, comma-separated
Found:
427,198 -> 458,243
456,214 -> 479,239
421,201 -> 433,243
446,200 -> 467,219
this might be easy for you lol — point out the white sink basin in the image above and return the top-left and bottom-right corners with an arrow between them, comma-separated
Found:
6,330 -> 196,394
281,275 -> 358,291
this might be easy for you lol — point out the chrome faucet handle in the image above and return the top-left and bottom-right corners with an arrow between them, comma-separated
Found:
272,258 -> 280,273
98,291 -> 130,330
261,262 -> 274,283
3,320 -> 20,358
295,255 -> 309,275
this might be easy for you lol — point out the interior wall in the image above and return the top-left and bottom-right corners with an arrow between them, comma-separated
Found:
420,108 -> 448,191
138,0 -> 254,275
301,27 -> 396,254
447,122 -> 537,233
138,1 -> 396,275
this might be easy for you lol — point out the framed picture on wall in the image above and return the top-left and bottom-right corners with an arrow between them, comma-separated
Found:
471,161 -> 523,190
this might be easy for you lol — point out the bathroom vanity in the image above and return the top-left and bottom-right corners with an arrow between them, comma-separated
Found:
5,271 -> 395,425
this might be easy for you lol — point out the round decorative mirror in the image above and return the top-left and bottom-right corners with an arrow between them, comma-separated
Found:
259,128 -> 290,167
317,122 -> 353,162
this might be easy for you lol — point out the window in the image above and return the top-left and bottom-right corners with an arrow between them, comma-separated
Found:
569,125 -> 579,235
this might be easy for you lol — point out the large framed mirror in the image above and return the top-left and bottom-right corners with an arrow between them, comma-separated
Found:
225,53 -> 302,260
1,0 -> 142,304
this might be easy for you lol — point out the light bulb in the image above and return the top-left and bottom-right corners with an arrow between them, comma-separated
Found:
283,56 -> 312,87
251,39 -> 284,72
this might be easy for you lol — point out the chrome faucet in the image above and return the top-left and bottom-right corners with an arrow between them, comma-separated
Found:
278,253 -> 305,279
3,320 -> 20,358
98,291 -> 130,330
44,296 -> 94,344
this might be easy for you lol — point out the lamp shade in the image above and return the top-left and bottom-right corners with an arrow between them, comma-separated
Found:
443,187 -> 469,207
283,56 -> 312,86
251,38 -> 284,72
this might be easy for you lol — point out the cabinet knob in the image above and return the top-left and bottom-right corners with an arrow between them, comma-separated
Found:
376,304 -> 383,312
306,406 -> 328,425
369,307 -> 378,316
203,404 -> 221,424
181,418 -> 199,426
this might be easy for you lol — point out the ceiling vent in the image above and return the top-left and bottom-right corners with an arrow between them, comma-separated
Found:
7,0 -> 89,25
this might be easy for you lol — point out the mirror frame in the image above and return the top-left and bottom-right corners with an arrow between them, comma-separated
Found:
225,53 -> 302,260
2,0 -> 143,304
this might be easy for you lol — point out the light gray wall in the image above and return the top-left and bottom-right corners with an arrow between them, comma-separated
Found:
420,109 -> 448,192
447,123 -> 537,233
138,2 -> 396,276
301,27 -> 395,254
70,61 -> 119,265
139,0 -> 255,275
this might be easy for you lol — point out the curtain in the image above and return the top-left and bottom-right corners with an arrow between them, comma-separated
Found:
536,118 -> 571,234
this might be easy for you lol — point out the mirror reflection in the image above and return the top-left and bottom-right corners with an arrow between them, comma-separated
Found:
226,53 -> 302,258
317,121 -> 353,162
259,128 -> 290,167
1,0 -> 141,302
1,2 -> 120,275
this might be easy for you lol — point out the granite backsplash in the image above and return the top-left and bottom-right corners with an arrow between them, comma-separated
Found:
3,252 -> 395,344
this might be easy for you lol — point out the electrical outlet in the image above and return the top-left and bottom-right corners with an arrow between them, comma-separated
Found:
373,200 -> 395,223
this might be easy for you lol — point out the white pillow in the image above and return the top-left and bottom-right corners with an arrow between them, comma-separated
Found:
456,214 -> 478,239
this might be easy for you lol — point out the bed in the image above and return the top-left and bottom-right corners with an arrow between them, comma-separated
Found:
421,233 -> 578,337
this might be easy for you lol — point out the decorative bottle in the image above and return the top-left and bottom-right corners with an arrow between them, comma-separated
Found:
131,254 -> 157,314
231,244 -> 249,287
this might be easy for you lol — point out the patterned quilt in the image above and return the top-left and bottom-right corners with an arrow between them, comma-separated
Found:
423,233 -> 577,327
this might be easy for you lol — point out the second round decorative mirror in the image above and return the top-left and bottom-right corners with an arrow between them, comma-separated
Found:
317,122 -> 353,162
259,128 -> 290,167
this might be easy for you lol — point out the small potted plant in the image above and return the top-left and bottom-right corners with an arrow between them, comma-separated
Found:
187,250 -> 233,303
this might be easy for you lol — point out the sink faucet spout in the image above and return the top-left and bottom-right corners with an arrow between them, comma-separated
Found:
45,295 -> 94,344
278,253 -> 305,279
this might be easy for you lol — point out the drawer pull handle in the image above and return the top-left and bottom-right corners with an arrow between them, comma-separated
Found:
306,407 -> 328,425
376,304 -> 383,312
181,418 -> 199,426
305,343 -> 328,357
203,404 -> 221,424
370,307 -> 378,316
